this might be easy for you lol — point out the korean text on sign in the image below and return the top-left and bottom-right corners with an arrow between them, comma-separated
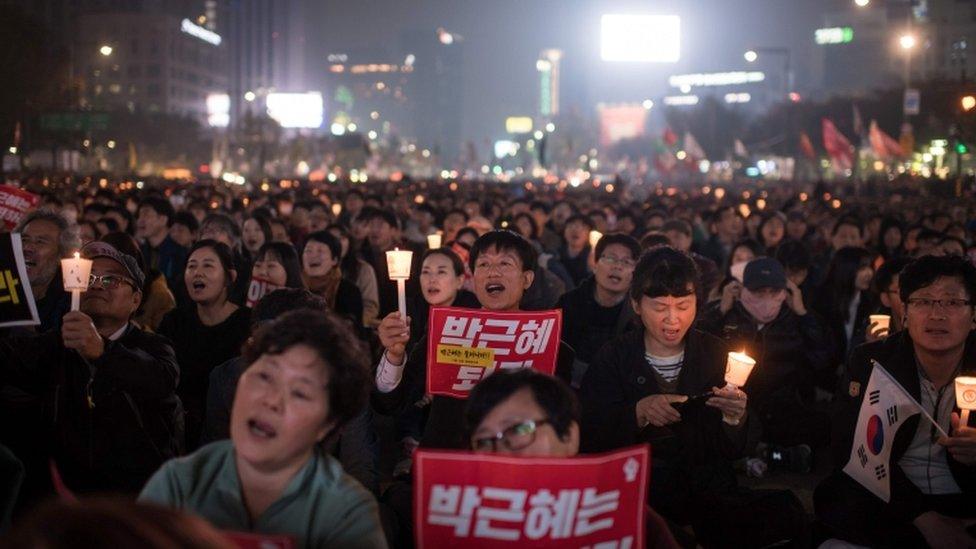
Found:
414,445 -> 649,548
426,307 -> 562,399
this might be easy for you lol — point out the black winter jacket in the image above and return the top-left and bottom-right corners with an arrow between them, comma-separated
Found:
0,324 -> 183,494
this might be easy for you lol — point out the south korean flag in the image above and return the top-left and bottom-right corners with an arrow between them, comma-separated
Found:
843,361 -> 928,502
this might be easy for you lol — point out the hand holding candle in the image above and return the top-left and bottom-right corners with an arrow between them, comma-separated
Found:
725,351 -> 756,388
386,248 -> 413,320
869,314 -> 891,338
61,252 -> 93,312
956,376 -> 976,427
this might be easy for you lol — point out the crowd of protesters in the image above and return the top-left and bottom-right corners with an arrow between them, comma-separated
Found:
0,172 -> 975,547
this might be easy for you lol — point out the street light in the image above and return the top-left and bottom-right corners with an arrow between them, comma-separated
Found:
962,95 -> 976,112
244,91 -> 256,102
744,50 -> 758,63
899,34 -> 917,50
99,45 -> 113,56
854,0 -> 870,7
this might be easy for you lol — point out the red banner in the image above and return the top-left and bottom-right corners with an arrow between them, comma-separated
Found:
414,445 -> 650,548
426,307 -> 562,399
223,532 -> 294,549
0,185 -> 39,230
245,276 -> 283,308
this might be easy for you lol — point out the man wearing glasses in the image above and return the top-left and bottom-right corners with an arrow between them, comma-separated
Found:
0,241 -> 182,502
464,368 -> 679,548
557,233 -> 640,387
818,255 -> 976,548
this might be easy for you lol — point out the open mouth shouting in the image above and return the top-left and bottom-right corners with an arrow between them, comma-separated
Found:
247,418 -> 277,440
484,282 -> 506,297
190,278 -> 209,294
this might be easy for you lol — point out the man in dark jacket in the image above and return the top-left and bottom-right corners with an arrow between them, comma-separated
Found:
816,255 -> 976,548
699,257 -> 834,451
0,242 -> 182,500
581,247 -> 806,548
557,233 -> 639,386
137,195 -> 187,292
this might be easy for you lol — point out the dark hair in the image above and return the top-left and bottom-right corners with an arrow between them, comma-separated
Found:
873,256 -> 913,295
469,230 -> 537,273
243,214 -> 272,244
97,216 -> 121,234
357,207 -> 399,230
832,215 -> 864,237
200,213 -> 241,245
304,230 -> 342,264
774,239 -> 812,272
563,213 -> 594,232
595,233 -> 640,262
172,211 -> 199,232
254,242 -> 304,289
188,239 -> 236,290
877,217 -> 904,253
107,205 -> 135,235
252,288 -> 327,326
630,246 -> 699,301
325,223 -> 362,279
139,196 -> 175,226
512,212 -> 539,240
823,246 -> 874,322
661,219 -> 692,237
639,232 -> 671,250
1,497 -> 233,549
756,212 -> 787,248
444,208 -> 469,222
422,247 -> 465,276
243,309 -> 370,434
455,226 -> 480,244
529,201 -> 551,215
464,369 -> 579,442
899,254 -> 976,304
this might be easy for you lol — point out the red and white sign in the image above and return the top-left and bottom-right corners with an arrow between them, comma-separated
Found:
426,307 -> 562,399
598,104 -> 647,148
245,276 -> 283,308
0,185 -> 39,230
222,532 -> 294,549
414,445 -> 650,548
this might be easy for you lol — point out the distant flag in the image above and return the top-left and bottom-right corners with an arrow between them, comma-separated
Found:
734,139 -> 749,158
822,118 -> 855,171
843,361 -> 945,502
869,120 -> 904,161
683,132 -> 706,161
663,127 -> 679,148
799,132 -> 817,160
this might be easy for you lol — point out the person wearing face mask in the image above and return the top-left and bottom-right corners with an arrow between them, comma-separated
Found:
301,231 -> 363,329
580,247 -> 807,548
158,240 -> 252,450
700,257 -> 834,468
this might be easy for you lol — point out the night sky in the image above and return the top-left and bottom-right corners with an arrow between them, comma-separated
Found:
307,0 -> 832,143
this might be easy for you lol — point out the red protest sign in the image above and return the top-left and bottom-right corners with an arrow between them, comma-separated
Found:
245,276 -> 283,308
222,532 -> 294,549
0,185 -> 39,230
426,307 -> 562,399
414,445 -> 650,548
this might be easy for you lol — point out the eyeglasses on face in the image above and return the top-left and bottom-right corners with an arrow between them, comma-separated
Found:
906,297 -> 972,312
598,255 -> 636,269
88,273 -> 135,290
471,418 -> 550,452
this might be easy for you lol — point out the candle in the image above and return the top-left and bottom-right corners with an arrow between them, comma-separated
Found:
427,232 -> 443,249
331,203 -> 342,217
956,376 -> 976,427
589,230 -> 603,249
869,314 -> 891,334
60,252 -> 93,311
725,351 -> 756,388
386,248 -> 413,320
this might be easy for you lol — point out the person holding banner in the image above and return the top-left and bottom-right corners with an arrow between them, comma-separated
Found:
580,246 -> 807,548
0,241 -> 182,498
462,368 -> 679,548
817,255 -> 976,548
14,209 -> 80,333
141,309 -> 387,549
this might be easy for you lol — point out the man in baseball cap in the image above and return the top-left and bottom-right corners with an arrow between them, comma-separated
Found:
0,241 -> 182,501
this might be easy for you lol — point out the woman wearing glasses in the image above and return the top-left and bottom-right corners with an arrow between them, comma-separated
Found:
818,255 -> 976,548
159,240 -> 252,450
